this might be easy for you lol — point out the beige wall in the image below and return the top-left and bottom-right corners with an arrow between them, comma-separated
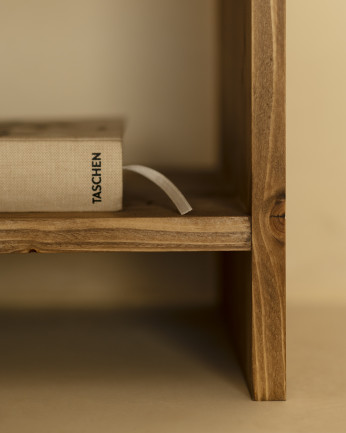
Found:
0,253 -> 217,309
287,0 -> 346,305
0,0 -> 219,309
0,0 -> 219,169
0,0 -> 344,308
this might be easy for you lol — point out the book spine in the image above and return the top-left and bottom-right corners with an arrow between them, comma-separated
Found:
0,140 -> 122,212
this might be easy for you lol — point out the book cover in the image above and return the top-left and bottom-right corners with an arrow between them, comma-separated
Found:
0,120 -> 123,212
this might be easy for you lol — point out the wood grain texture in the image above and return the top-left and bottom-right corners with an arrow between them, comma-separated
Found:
251,0 -> 286,401
0,171 -> 251,253
221,0 -> 286,401
0,212 -> 250,254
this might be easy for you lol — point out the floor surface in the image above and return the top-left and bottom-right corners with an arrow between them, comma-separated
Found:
0,303 -> 345,432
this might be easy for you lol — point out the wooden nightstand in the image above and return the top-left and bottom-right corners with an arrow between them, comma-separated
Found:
0,0 -> 285,401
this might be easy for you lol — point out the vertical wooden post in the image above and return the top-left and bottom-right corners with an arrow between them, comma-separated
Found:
221,0 -> 286,401
251,0 -> 286,401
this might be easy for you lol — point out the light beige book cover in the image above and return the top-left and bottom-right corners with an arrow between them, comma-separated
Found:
0,120 -> 123,212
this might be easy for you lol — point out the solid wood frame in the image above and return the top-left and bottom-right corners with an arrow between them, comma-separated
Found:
221,0 -> 286,401
0,0 -> 285,402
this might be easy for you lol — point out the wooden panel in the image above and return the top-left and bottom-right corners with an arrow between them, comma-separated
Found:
221,0 -> 286,401
220,0 -> 252,210
251,0 -> 286,401
221,252 -> 253,395
0,171 -> 251,253
0,212 -> 250,254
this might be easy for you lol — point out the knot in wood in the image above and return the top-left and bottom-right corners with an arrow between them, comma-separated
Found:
269,195 -> 285,243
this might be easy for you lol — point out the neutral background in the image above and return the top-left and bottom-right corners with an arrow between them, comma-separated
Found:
0,1 -> 345,432
0,0 -> 219,310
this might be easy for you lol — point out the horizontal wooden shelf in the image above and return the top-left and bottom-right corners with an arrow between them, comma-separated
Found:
0,171 -> 251,253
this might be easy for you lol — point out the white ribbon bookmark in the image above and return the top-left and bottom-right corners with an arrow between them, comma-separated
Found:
123,165 -> 193,215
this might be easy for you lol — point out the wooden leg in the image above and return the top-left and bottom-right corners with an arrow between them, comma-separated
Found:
222,250 -> 286,401
220,0 -> 286,402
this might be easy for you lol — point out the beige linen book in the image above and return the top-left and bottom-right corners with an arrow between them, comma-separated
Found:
0,120 -> 123,212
